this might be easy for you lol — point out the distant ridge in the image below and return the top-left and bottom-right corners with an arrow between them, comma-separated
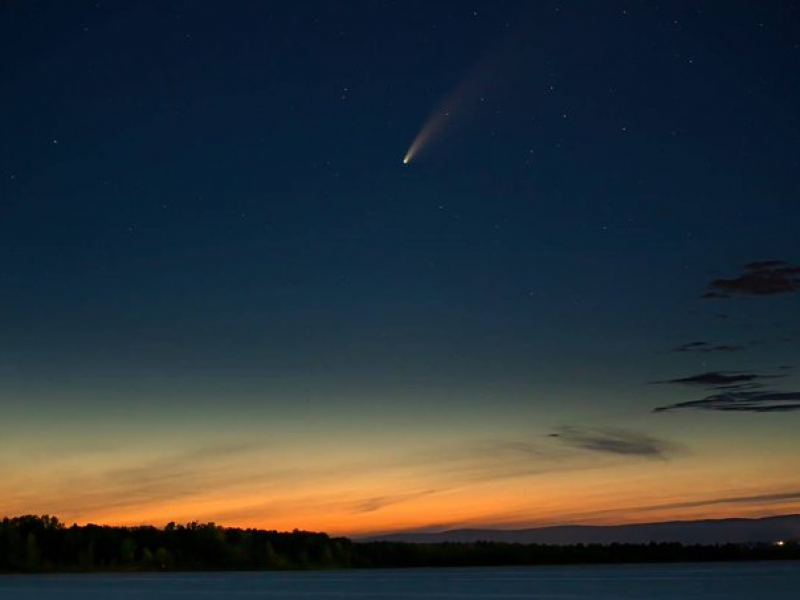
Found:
361,514 -> 800,545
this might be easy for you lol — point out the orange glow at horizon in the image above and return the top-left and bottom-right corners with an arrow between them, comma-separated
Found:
7,448 -> 800,536
33,490 -> 800,537
5,401 -> 800,537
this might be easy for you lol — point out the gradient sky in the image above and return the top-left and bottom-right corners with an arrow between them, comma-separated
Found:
2,0 -> 800,536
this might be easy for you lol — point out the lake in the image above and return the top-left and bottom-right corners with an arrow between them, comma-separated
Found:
0,562 -> 798,599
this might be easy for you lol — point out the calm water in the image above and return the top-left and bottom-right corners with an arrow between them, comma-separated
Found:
0,562 -> 798,599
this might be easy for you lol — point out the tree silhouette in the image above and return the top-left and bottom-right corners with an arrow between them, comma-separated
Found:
1,515 -> 797,573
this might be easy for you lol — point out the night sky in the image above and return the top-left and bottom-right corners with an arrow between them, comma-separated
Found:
2,1 -> 800,535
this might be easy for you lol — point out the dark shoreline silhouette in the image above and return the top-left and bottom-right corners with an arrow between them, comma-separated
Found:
1,515 -> 798,573
362,514 -> 800,545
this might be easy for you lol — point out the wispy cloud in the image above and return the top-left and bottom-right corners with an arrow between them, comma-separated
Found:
671,341 -> 744,354
5,433 -> 628,526
654,371 -> 774,387
485,489 -> 800,527
634,490 -> 800,512
4,443 -> 297,521
347,490 -> 439,514
654,390 -> 800,413
549,427 -> 678,459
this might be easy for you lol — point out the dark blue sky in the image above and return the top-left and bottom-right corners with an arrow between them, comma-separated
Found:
2,1 -> 800,532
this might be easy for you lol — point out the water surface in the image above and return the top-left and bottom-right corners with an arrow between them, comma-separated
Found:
1,562 -> 798,599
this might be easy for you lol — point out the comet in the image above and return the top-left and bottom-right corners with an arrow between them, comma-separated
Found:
402,36 -> 511,165
402,106 -> 453,165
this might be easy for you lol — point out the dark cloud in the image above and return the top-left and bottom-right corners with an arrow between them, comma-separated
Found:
654,390 -> 800,413
711,382 -> 763,391
672,341 -> 707,351
654,371 -> 772,387
671,341 -> 745,354
706,345 -> 745,353
550,427 -> 677,459
703,260 -> 800,298
745,260 -> 789,270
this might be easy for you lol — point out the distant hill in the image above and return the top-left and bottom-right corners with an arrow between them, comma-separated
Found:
361,514 -> 800,545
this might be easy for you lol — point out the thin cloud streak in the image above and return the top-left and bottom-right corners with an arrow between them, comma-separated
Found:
549,427 -> 679,459
671,341 -> 745,354
653,371 -> 776,387
655,390 -> 800,413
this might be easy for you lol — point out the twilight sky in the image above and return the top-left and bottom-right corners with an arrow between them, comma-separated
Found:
2,0 -> 800,535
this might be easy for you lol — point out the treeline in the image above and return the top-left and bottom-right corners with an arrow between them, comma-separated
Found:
2,515 -> 798,573
1,515 -> 353,572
